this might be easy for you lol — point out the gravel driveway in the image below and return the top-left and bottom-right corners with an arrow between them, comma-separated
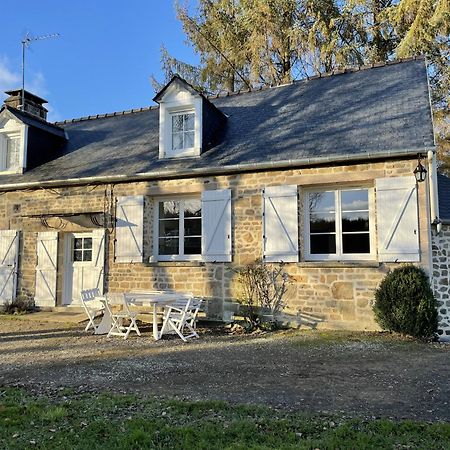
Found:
1,316 -> 449,422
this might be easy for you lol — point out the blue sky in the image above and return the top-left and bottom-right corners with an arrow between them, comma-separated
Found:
0,1 -> 199,121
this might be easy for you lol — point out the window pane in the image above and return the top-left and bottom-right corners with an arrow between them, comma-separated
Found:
184,218 -> 201,236
341,189 -> 368,211
172,115 -> 184,132
74,238 -> 83,249
83,250 -> 92,262
159,201 -> 179,219
342,212 -> 369,232
84,238 -> 92,249
73,250 -> 83,261
309,191 -> 334,213
310,234 -> 336,254
159,238 -> 179,255
184,131 -> 195,148
184,113 -> 195,131
184,237 -> 201,255
310,213 -> 335,233
342,233 -> 370,254
172,132 -> 183,150
159,219 -> 179,237
184,200 -> 201,218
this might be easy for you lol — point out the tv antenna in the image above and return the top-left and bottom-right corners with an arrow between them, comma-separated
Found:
20,32 -> 60,111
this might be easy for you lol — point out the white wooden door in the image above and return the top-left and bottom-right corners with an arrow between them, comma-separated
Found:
64,231 -> 106,305
0,230 -> 19,304
35,231 -> 58,307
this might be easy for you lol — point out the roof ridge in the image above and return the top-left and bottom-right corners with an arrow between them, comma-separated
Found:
54,56 -> 424,125
54,104 -> 158,125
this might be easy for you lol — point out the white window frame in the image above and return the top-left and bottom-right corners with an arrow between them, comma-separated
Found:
304,186 -> 376,261
158,83 -> 203,159
71,234 -> 93,264
153,196 -> 203,261
0,116 -> 27,173
169,109 -> 196,156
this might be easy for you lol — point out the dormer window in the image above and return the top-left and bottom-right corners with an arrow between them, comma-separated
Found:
0,116 -> 26,174
153,75 -> 227,160
172,112 -> 195,151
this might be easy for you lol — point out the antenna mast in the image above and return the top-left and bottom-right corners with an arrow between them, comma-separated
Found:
21,32 -> 60,111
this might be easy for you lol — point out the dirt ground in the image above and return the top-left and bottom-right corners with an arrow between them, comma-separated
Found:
1,316 -> 449,422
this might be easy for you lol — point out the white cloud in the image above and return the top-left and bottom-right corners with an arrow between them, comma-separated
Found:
0,56 -> 21,100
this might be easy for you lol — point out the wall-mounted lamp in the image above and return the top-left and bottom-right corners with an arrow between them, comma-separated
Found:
413,154 -> 427,183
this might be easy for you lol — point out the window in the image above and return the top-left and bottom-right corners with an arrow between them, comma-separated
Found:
72,237 -> 92,262
305,188 -> 374,260
171,112 -> 195,151
0,133 -> 20,171
157,198 -> 201,260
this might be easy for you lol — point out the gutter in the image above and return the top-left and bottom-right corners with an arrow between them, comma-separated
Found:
0,147 -> 435,192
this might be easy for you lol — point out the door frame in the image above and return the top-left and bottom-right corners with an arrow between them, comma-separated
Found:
62,231 -> 93,306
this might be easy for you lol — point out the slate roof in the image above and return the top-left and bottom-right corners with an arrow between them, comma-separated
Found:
0,57 -> 435,189
438,173 -> 450,222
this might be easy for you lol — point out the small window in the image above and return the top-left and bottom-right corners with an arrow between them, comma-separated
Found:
305,188 -> 373,260
157,198 -> 201,259
73,237 -> 92,262
171,112 -> 195,151
0,134 -> 20,171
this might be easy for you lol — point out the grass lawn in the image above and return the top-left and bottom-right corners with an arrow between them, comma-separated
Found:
1,388 -> 449,449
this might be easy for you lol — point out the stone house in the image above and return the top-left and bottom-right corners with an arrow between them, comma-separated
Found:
0,56 -> 449,337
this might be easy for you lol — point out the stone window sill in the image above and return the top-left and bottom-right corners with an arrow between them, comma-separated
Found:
145,261 -> 206,267
299,261 -> 381,269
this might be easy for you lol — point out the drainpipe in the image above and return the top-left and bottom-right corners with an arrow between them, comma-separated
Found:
427,150 -> 442,234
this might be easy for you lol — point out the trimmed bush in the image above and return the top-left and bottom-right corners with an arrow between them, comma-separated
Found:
373,265 -> 438,339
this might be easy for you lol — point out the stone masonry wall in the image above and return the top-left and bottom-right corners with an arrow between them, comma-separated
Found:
0,157 -> 432,330
432,225 -> 450,338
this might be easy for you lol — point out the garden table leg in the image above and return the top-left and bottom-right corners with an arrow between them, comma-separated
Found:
152,303 -> 160,340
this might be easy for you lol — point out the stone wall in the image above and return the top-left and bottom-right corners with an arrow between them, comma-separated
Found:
0,157 -> 432,330
432,225 -> 450,339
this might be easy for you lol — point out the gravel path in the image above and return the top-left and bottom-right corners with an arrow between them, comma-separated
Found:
1,317 -> 449,421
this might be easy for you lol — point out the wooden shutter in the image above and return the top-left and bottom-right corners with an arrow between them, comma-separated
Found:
115,196 -> 144,263
0,230 -> 19,304
376,176 -> 420,262
263,185 -> 299,262
0,134 -> 7,170
92,229 -> 106,294
35,231 -> 58,307
202,189 -> 232,262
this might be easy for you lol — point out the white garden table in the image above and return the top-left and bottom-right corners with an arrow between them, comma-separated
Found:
95,291 -> 187,340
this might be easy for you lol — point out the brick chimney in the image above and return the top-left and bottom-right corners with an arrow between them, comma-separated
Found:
3,89 -> 48,121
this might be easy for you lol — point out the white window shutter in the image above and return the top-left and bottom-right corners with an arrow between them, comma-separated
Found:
115,196 -> 144,263
35,231 -> 58,307
0,230 -> 19,304
92,229 -> 106,294
202,189 -> 232,262
376,176 -> 420,262
263,185 -> 299,262
0,134 -> 7,171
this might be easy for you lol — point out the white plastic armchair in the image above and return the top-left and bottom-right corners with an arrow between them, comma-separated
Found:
160,296 -> 202,342
103,294 -> 141,340
80,288 -> 106,333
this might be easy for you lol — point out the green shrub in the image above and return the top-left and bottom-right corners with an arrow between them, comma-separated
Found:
373,265 -> 438,339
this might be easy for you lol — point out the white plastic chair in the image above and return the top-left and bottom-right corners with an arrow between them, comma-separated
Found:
103,295 -> 141,339
160,296 -> 202,342
80,288 -> 105,333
